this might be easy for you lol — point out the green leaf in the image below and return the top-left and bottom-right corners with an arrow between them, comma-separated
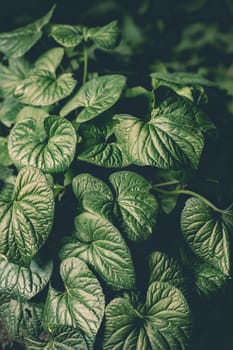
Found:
148,251 -> 185,292
0,58 -> 31,98
15,106 -> 49,123
104,282 -> 191,350
50,25 -> 83,47
25,326 -> 88,350
114,96 -> 204,169
0,167 -> 54,265
0,298 -> 43,340
151,72 -> 216,89
0,137 -> 12,166
60,75 -> 126,120
15,70 -> 77,106
0,6 -> 55,58
77,118 -> 131,168
34,47 -> 64,73
72,171 -> 159,241
0,164 -> 14,183
43,257 -> 105,345
181,197 -> 233,275
60,211 -> 136,290
0,255 -> 53,300
8,116 -> 77,174
0,98 -> 22,127
88,20 -> 121,49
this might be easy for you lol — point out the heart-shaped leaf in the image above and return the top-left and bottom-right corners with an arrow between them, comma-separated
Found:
15,70 -> 77,106
25,326 -> 89,350
0,298 -> 43,340
50,25 -> 83,47
0,6 -> 55,58
8,116 -> 77,173
0,167 -> 54,265
104,281 -> 191,350
43,257 -> 105,345
181,197 -> 233,275
114,96 -> 204,169
72,171 -> 159,241
60,75 -> 126,120
34,47 -> 64,73
0,255 -> 53,300
87,20 -> 120,49
60,211 -> 136,290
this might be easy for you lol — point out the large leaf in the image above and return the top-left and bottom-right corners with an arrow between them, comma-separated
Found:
43,257 -> 105,345
0,58 -> 31,98
114,96 -> 204,169
60,212 -> 136,290
25,326 -> 88,350
60,75 -> 126,120
72,171 -> 159,241
34,47 -> 64,73
104,281 -> 191,350
181,197 -> 233,275
0,167 -> 54,265
50,25 -> 83,47
77,118 -> 131,168
15,70 -> 77,106
0,298 -> 43,340
0,256 -> 53,300
148,251 -> 185,292
0,6 -> 55,58
87,20 -> 121,49
8,116 -> 77,173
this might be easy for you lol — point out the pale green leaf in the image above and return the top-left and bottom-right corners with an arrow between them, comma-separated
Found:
88,20 -> 120,49
60,211 -> 136,290
34,47 -> 64,73
15,106 -> 49,123
60,75 -> 126,120
0,256 -> 53,300
181,197 -> 233,275
0,6 -> 55,58
0,137 -> 12,166
0,167 -> 54,265
43,257 -> 105,345
104,282 -> 191,350
15,70 -> 77,106
8,116 -> 77,173
50,25 -> 83,47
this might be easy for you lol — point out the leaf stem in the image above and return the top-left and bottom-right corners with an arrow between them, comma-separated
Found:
153,180 -> 181,188
153,187 -> 224,213
82,44 -> 88,85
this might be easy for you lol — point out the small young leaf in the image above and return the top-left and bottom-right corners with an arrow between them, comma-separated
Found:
0,6 -> 55,58
0,256 -> 53,300
43,257 -> 105,345
34,47 -> 64,73
181,197 -> 233,275
60,211 -> 136,290
104,282 -> 191,350
114,96 -> 204,169
0,298 -> 43,340
0,167 -> 54,265
50,25 -> 83,47
60,75 -> 126,120
25,326 -> 88,350
88,20 -> 121,49
8,116 -> 77,173
15,70 -> 77,106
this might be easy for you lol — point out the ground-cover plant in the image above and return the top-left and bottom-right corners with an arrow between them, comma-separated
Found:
0,4 -> 233,350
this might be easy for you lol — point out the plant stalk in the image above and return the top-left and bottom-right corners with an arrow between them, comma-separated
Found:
82,44 -> 88,85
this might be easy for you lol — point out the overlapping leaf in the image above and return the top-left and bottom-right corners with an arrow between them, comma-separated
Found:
114,96 -> 204,169
0,256 -> 53,300
181,197 -> 233,275
8,116 -> 77,173
0,137 -> 12,166
50,25 -> 83,47
0,167 -> 54,265
43,257 -> 105,345
34,47 -> 64,73
60,211 -> 136,290
0,6 -> 55,58
60,75 -> 126,120
87,20 -> 120,49
104,281 -> 191,350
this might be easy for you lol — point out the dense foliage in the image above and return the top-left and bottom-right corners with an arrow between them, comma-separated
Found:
0,1 -> 233,349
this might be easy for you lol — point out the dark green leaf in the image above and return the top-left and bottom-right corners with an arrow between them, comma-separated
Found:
0,137 -> 12,166
60,211 -> 136,290
50,25 -> 83,47
8,116 -> 77,173
0,167 -> 54,265
60,75 -> 126,120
